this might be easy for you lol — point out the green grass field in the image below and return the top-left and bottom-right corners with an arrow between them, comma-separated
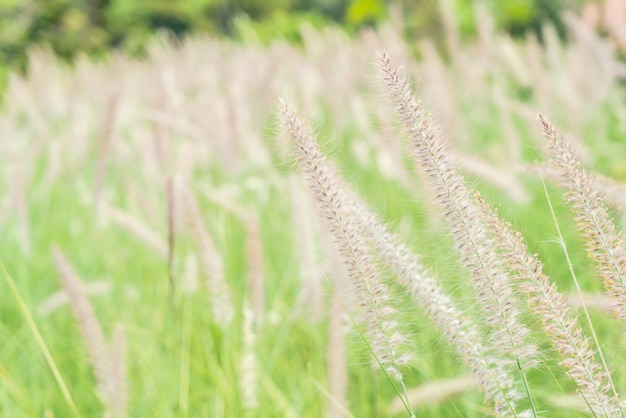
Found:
1,12 -> 625,418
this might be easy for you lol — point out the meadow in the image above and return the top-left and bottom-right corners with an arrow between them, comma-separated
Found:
1,8 -> 625,418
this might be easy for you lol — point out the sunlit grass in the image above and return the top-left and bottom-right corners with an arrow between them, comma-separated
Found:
0,10 -> 625,417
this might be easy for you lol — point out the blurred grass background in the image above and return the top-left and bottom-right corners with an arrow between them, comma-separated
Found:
1,0 -> 625,417
0,0 -> 581,93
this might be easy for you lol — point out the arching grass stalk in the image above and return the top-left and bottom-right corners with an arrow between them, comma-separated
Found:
379,50 -> 537,417
280,101 -> 414,417
341,183 -> 526,416
539,114 -> 626,327
541,177 -> 622,417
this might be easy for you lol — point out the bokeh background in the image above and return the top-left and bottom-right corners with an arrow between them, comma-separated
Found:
0,0 -> 597,84
1,1 -> 625,417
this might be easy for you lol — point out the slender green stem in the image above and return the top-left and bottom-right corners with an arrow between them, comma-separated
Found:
542,177 -> 621,417
1,261 -> 81,417
340,296 -> 415,417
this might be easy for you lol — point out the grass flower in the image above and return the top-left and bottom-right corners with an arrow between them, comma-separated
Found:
379,50 -> 537,416
280,101 -> 413,412
477,194 -> 621,417
539,113 -> 626,326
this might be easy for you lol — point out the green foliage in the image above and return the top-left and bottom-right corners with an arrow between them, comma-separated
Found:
233,11 -> 332,44
459,0 -> 568,38
346,0 -> 386,27
0,0 -> 576,71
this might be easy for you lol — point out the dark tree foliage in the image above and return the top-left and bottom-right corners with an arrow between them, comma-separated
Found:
0,0 -> 573,74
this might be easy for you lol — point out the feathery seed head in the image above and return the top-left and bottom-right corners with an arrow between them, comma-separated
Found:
539,113 -> 626,326
280,101 -> 412,384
